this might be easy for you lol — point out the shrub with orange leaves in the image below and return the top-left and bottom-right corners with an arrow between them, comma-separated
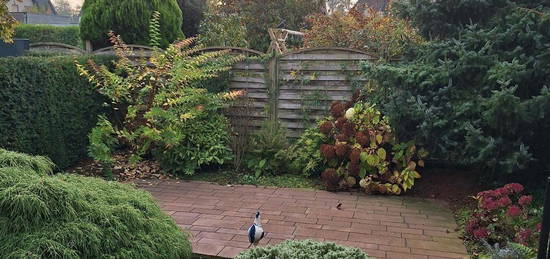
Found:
303,9 -> 423,59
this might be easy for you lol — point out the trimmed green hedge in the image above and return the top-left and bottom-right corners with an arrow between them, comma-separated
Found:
0,55 -> 114,169
15,24 -> 81,47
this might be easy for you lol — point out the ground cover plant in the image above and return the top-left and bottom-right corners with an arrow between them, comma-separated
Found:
0,149 -> 192,258
235,239 -> 372,259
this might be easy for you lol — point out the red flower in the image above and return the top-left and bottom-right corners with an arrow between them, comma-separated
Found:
465,219 -> 479,234
518,195 -> 533,207
480,197 -> 499,211
516,229 -> 533,245
506,205 -> 522,217
473,228 -> 489,239
504,183 -> 524,194
537,223 -> 542,232
496,196 -> 512,207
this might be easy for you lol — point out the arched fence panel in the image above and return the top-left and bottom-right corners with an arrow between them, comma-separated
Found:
26,44 -> 377,138
29,42 -> 86,55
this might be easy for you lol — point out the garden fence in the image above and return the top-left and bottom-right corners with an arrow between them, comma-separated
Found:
28,44 -> 377,137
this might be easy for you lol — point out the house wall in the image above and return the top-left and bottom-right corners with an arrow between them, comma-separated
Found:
7,0 -> 34,12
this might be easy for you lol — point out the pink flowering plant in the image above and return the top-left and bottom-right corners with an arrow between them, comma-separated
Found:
465,183 -> 541,248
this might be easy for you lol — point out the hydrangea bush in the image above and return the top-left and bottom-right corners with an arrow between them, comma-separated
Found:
318,95 -> 428,194
465,183 -> 541,248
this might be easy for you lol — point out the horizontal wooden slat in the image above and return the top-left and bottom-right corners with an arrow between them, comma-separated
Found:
280,74 -> 367,81
280,53 -> 372,61
232,76 -> 266,83
229,82 -> 266,89
233,63 -> 266,70
277,92 -> 351,101
279,61 -> 362,71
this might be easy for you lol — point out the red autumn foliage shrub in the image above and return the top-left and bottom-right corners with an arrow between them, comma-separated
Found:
465,183 -> 541,247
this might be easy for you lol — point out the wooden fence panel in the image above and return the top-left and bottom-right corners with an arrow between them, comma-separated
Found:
277,48 -> 375,138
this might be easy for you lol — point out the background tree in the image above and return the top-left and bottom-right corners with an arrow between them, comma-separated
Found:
178,0 -> 206,37
1,0 -> 18,43
53,0 -> 76,16
204,0 -> 325,51
363,1 -> 550,182
80,0 -> 184,49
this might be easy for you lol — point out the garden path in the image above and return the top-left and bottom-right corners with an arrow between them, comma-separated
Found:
137,180 -> 468,259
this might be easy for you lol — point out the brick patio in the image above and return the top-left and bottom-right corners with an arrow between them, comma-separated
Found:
136,180 -> 468,259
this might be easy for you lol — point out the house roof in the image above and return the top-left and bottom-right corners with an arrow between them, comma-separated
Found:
32,0 -> 57,15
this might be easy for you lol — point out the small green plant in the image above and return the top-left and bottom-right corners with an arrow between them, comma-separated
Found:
245,120 -> 288,177
280,125 -> 327,176
148,11 -> 162,48
236,239 -> 372,259
87,115 -> 118,179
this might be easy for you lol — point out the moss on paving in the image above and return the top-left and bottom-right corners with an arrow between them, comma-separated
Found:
181,170 -> 324,189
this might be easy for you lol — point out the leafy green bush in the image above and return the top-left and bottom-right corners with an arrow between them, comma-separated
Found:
235,239 -> 372,259
80,0 -> 183,49
78,33 -> 244,175
245,120 -> 288,177
0,151 -> 192,258
280,125 -> 326,176
362,4 -> 550,181
197,11 -> 249,48
15,24 -> 81,47
0,55 -> 114,169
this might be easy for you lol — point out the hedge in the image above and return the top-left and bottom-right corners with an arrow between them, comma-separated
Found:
0,55 -> 114,169
15,24 -> 81,47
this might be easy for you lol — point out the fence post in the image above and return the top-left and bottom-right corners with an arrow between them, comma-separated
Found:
85,40 -> 93,54
538,177 -> 550,259
267,50 -> 279,122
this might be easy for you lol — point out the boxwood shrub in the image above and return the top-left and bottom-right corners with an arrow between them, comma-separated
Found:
15,24 -> 81,47
0,149 -> 192,258
0,55 -> 114,169
235,240 -> 372,259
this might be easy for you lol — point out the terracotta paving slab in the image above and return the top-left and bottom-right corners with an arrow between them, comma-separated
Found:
136,180 -> 468,259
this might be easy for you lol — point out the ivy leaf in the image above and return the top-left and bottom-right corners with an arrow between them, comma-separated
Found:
360,152 -> 368,163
